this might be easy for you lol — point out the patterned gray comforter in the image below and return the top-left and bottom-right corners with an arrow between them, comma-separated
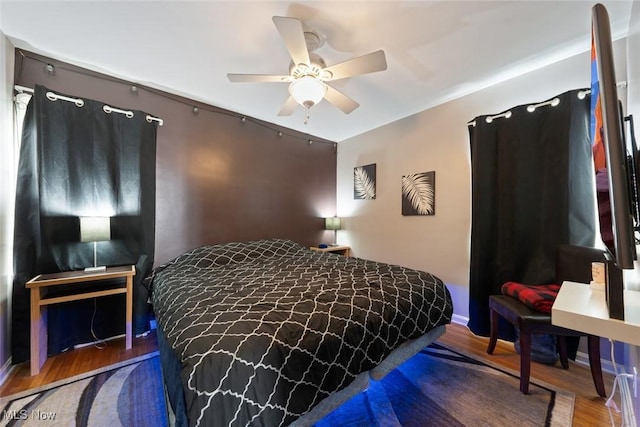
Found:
149,239 -> 453,426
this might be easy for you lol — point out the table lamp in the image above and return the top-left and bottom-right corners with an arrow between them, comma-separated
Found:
324,217 -> 342,246
80,216 -> 111,272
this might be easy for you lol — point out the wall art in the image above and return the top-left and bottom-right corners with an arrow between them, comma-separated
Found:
354,163 -> 376,200
402,171 -> 435,215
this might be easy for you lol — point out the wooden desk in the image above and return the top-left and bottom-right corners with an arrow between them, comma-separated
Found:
552,281 -> 640,346
310,245 -> 351,257
26,265 -> 135,376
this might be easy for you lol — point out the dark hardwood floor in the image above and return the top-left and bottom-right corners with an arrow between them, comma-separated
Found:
0,323 -> 621,426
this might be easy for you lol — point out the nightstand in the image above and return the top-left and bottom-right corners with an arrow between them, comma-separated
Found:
310,245 -> 351,257
26,265 -> 135,376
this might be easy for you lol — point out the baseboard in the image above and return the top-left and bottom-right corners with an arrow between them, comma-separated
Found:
575,350 -> 616,375
74,334 -> 125,349
449,314 -> 618,375
451,314 -> 469,326
135,319 -> 157,338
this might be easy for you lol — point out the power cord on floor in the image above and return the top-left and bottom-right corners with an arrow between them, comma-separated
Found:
90,298 -> 107,350
605,339 -> 637,426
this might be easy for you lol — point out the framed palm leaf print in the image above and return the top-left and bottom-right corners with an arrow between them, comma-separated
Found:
402,171 -> 435,215
354,163 -> 376,200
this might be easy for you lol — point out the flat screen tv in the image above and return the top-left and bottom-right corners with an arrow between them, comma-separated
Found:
591,3 -> 635,320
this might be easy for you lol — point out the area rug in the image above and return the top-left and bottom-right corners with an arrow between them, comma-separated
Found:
0,352 -> 167,427
1,344 -> 574,427
315,343 -> 574,427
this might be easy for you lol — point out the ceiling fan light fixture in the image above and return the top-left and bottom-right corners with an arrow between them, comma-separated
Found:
289,76 -> 326,109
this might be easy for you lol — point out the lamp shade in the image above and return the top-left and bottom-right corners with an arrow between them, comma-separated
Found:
80,217 -> 111,242
325,217 -> 342,231
289,76 -> 326,108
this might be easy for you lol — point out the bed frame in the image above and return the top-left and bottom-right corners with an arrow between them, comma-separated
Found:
158,324 -> 447,426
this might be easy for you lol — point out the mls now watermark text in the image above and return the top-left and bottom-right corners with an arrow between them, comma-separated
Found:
3,409 -> 57,421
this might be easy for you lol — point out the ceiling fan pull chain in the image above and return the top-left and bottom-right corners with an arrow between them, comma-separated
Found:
304,107 -> 310,125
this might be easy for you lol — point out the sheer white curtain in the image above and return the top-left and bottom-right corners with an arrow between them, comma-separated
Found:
13,92 -> 29,158
0,89 -> 31,320
1,94 -> 29,269
1,39 -> 27,377
1,92 -> 29,257
0,89 -> 29,377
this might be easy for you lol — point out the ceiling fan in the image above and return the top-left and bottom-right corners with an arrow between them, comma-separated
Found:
227,16 -> 387,119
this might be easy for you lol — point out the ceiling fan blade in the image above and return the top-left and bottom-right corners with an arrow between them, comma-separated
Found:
227,73 -> 291,83
324,85 -> 359,114
323,50 -> 387,81
278,96 -> 299,116
272,16 -> 310,67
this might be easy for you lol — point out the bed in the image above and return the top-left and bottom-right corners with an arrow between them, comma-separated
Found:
147,239 -> 453,426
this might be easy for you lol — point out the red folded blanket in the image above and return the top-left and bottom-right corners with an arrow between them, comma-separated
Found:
501,282 -> 561,314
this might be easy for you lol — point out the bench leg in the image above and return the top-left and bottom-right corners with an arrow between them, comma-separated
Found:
487,308 -> 499,354
557,336 -> 569,369
519,332 -> 532,394
587,335 -> 606,397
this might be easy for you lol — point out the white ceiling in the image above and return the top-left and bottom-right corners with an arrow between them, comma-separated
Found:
0,1 -> 634,142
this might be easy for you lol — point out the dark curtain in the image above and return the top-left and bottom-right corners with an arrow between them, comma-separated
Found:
467,89 -> 597,339
12,85 -> 157,362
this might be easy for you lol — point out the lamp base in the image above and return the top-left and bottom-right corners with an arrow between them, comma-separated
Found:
84,266 -> 107,273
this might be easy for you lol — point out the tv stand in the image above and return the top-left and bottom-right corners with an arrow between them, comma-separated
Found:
552,281 -> 640,346
553,281 -> 639,425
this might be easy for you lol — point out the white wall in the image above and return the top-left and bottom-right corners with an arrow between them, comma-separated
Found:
0,28 -> 15,383
337,40 -> 627,323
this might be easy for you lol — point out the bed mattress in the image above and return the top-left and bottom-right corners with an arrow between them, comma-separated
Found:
148,239 -> 453,426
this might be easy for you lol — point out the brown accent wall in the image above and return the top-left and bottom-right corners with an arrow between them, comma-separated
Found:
15,50 -> 337,265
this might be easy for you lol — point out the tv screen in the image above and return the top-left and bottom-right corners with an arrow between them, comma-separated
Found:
592,3 -> 636,270
591,3 -> 636,320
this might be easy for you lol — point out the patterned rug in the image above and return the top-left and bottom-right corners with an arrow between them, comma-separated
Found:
0,344 -> 574,427
315,343 -> 575,427
0,352 -> 167,427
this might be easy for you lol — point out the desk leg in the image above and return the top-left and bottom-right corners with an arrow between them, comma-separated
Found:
125,276 -> 132,349
30,289 -> 47,376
